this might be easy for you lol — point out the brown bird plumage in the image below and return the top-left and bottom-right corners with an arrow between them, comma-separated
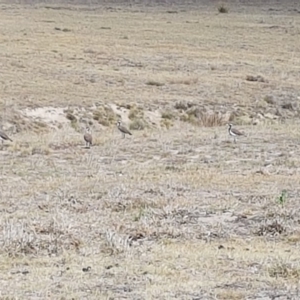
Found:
84,127 -> 92,148
228,123 -> 244,143
117,121 -> 132,138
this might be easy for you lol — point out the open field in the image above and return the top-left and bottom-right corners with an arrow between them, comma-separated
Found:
1,1 -> 300,299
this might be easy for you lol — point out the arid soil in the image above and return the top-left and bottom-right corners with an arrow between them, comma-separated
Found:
0,1 -> 300,299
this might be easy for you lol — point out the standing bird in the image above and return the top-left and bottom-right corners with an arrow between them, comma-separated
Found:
83,127 -> 93,148
117,120 -> 132,138
228,123 -> 244,143
0,130 -> 13,147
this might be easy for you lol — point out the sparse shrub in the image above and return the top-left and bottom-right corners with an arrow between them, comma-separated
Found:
128,107 -> 144,120
161,110 -> 175,120
181,106 -> 224,127
93,110 -> 102,121
256,220 -> 285,236
218,3 -> 228,13
129,119 -> 146,130
179,113 -> 189,122
175,101 -> 188,111
268,262 -> 300,279
160,118 -> 173,129
0,219 -> 81,257
103,230 -> 132,254
92,105 -> 117,126
199,111 -> 224,127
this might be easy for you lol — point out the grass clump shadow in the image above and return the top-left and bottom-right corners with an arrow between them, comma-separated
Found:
146,80 -> 164,87
218,3 -> 228,13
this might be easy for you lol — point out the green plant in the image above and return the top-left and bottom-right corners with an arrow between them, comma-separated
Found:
277,190 -> 287,207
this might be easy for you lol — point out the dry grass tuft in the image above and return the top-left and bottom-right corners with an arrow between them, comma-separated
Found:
160,118 -> 173,129
161,110 -> 176,120
268,262 -> 300,279
129,118 -> 146,130
256,220 -> 285,236
1,219 -> 81,257
198,111 -> 224,127
128,106 -> 143,120
181,107 -> 224,127
92,105 -> 117,126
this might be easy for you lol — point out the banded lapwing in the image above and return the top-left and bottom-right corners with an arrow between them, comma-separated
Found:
117,121 -> 132,138
228,123 -> 244,143
84,127 -> 92,148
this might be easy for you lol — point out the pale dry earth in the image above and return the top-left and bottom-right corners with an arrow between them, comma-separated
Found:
0,1 -> 300,299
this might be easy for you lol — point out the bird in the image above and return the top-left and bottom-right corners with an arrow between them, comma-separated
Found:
228,123 -> 244,143
83,127 -> 92,148
117,120 -> 132,138
0,130 -> 13,147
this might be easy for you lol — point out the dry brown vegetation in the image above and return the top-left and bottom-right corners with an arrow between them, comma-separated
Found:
1,0 -> 300,299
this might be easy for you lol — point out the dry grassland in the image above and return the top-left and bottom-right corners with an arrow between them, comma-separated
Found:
1,1 -> 300,299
